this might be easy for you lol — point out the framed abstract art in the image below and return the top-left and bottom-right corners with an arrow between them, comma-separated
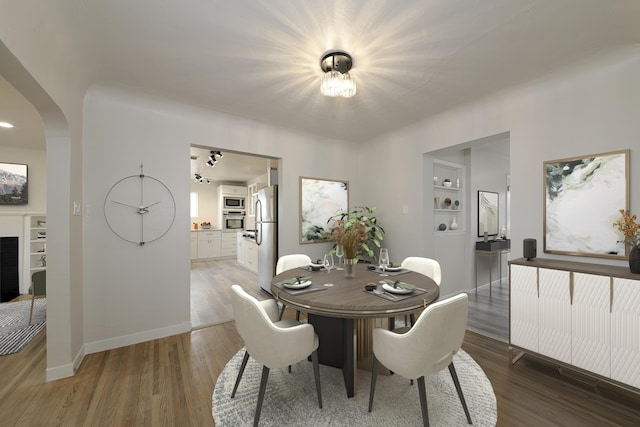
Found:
543,150 -> 629,259
299,177 -> 348,243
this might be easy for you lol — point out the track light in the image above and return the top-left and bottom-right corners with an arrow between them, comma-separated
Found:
194,173 -> 202,182
207,159 -> 215,167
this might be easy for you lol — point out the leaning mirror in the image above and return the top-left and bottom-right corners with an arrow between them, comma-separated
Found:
477,190 -> 499,237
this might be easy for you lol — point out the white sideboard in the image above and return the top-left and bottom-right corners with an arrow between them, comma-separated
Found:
509,258 -> 640,392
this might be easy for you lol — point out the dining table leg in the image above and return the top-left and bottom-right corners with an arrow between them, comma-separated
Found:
307,314 -> 356,398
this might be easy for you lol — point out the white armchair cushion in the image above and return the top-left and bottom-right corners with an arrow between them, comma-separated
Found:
400,257 -> 442,286
373,293 -> 468,379
231,284 -> 318,369
276,254 -> 312,275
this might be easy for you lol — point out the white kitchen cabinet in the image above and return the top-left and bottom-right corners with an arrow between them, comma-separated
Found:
236,232 -> 244,264
190,231 -> 198,260
220,232 -> 237,258
509,264 -> 538,352
197,230 -> 221,259
219,184 -> 247,195
611,277 -> 640,389
572,273 -> 611,377
243,239 -> 258,273
538,268 -> 571,364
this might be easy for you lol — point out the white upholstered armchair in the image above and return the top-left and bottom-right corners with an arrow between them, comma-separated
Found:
230,284 -> 322,426
368,293 -> 472,426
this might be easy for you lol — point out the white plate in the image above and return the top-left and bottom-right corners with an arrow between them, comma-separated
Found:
385,266 -> 403,272
283,280 -> 312,289
309,263 -> 324,268
382,283 -> 414,294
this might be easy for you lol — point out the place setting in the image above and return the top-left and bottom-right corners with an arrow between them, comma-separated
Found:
365,279 -> 429,301
275,274 -> 328,295
370,248 -> 410,276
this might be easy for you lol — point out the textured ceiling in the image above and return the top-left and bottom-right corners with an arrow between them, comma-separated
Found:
2,0 -> 640,152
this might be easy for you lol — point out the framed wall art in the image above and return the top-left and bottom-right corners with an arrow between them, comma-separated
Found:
300,177 -> 348,243
0,162 -> 28,205
544,149 -> 629,259
477,190 -> 499,237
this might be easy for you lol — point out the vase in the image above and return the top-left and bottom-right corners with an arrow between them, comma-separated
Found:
344,258 -> 357,278
450,216 -> 458,230
630,247 -> 640,274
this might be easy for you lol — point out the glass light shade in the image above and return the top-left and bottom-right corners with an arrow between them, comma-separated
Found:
340,73 -> 356,98
321,70 -> 342,97
321,71 -> 356,98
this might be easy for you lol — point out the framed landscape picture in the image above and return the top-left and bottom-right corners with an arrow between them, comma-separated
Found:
0,162 -> 28,205
543,150 -> 629,259
300,177 -> 348,243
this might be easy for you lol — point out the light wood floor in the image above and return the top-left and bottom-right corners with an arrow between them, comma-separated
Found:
1,260 -> 638,426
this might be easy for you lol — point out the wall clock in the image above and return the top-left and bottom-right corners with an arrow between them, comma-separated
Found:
104,164 -> 176,246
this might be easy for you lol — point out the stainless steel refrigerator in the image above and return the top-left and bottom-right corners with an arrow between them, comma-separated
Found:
255,185 -> 278,293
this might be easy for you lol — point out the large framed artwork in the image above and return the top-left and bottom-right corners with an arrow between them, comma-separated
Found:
544,149 -> 629,259
0,162 -> 28,205
300,177 -> 349,243
477,190 -> 499,237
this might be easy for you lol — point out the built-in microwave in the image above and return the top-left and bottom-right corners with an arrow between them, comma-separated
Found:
223,212 -> 245,232
223,196 -> 245,210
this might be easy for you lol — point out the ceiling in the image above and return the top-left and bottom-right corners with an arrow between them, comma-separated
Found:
2,0 -> 640,153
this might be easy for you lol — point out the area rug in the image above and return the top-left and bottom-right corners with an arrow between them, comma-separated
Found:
0,298 -> 46,356
212,348 -> 497,426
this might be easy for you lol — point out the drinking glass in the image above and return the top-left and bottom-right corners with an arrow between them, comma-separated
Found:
323,253 -> 334,274
335,245 -> 344,270
378,248 -> 390,276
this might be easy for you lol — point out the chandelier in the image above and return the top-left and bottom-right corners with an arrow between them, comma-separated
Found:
320,50 -> 356,98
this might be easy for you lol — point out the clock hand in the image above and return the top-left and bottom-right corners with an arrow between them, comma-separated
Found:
112,200 -> 139,209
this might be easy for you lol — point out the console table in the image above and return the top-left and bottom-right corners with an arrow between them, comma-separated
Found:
475,239 -> 510,296
509,257 -> 640,393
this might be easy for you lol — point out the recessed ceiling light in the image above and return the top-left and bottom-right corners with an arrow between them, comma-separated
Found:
0,122 -> 14,128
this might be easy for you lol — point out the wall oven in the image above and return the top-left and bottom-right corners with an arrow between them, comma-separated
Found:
223,211 -> 245,232
223,196 -> 245,210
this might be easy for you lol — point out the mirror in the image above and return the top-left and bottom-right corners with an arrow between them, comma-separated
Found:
478,190 -> 499,237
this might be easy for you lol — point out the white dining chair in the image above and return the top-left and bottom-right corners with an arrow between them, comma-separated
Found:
230,284 -> 322,427
400,257 -> 442,286
399,257 -> 442,327
276,254 -> 312,274
275,254 -> 312,320
368,293 -> 472,427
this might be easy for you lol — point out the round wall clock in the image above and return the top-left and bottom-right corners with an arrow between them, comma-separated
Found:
104,164 -> 176,246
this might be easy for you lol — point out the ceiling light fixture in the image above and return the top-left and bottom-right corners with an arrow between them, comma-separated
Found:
207,150 -> 223,167
320,50 -> 356,98
0,121 -> 14,128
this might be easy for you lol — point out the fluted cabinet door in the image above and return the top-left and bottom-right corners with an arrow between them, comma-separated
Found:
510,264 -> 538,351
538,268 -> 571,364
611,278 -> 640,389
572,273 -> 610,377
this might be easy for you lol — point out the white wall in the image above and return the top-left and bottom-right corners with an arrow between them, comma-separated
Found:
82,85 -> 360,352
360,46 -> 640,296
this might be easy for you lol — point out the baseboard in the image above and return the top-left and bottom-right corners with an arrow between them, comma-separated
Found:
46,362 -> 75,382
83,321 -> 192,355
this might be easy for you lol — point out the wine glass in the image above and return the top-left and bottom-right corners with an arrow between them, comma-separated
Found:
335,245 -> 344,270
378,248 -> 390,276
323,253 -> 334,274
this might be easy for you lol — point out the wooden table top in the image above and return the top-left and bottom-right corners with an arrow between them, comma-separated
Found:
271,264 -> 440,319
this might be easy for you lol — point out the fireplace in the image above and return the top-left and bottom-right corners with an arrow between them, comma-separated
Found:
0,237 -> 19,302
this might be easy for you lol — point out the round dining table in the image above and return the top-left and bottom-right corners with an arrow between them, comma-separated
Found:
271,263 -> 439,398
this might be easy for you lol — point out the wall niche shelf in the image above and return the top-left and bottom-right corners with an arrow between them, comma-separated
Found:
433,159 -> 465,234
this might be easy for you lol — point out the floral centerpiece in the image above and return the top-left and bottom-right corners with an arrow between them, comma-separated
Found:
613,209 -> 640,273
326,207 -> 385,277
